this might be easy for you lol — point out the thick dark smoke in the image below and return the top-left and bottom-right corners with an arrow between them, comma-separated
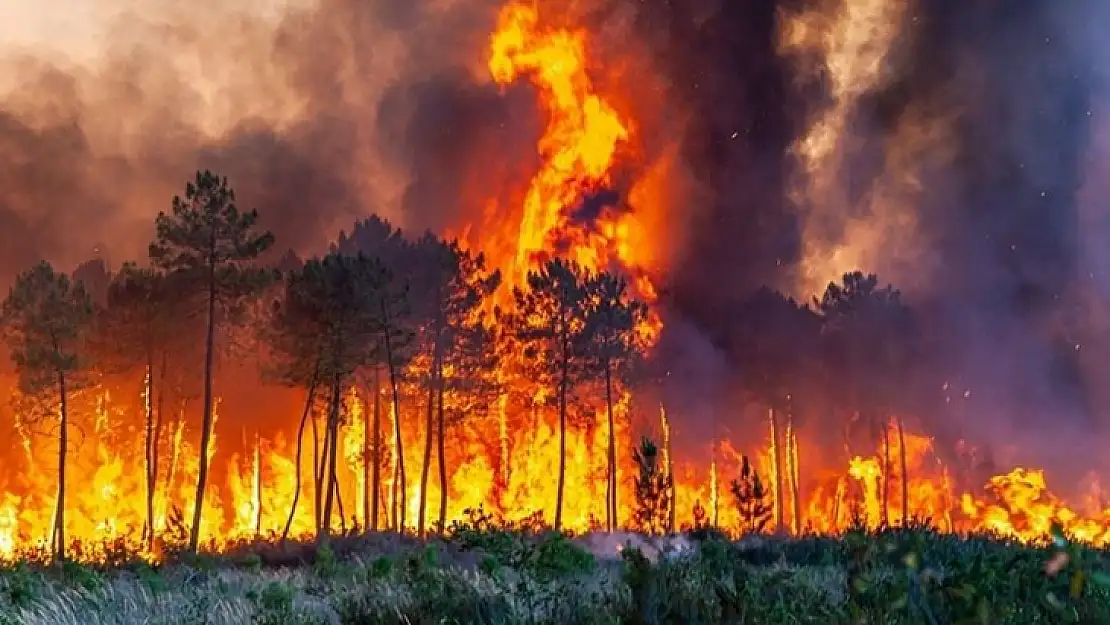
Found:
2,0 -> 1108,480
622,0 -> 1108,477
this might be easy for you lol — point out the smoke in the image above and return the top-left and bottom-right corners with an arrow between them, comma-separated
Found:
3,0 -> 1110,483
0,0 -> 524,283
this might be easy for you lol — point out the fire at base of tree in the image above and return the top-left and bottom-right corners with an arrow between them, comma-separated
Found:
0,167 -> 1105,566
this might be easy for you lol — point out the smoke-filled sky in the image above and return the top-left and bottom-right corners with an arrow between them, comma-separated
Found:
3,0 -> 1110,472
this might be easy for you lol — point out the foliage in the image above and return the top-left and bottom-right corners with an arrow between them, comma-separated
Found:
1,261 -> 95,401
730,455 -> 773,534
632,437 -> 672,535
0,529 -> 1108,624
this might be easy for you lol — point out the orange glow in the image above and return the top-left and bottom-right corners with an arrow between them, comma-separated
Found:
0,2 -> 1102,563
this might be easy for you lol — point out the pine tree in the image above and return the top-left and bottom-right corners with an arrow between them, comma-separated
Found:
149,170 -> 275,552
1,262 -> 95,561
818,272 -> 914,526
96,263 -> 187,550
730,455 -> 772,535
409,235 -> 500,535
268,251 -> 390,542
631,436 -> 672,536
582,271 -> 647,532
501,258 -> 590,531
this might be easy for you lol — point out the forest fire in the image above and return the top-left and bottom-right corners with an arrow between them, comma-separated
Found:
0,1 -> 1105,565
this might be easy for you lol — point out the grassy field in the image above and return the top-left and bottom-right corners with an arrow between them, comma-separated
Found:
1,522 -> 1109,624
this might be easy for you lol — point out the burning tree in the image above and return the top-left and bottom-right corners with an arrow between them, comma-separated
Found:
95,263 -> 190,550
731,287 -> 821,533
581,272 -> 648,531
818,272 -> 915,526
501,258 -> 591,531
2,262 -> 95,561
730,455 -> 772,535
149,170 -> 275,552
632,436 -> 672,535
408,235 -> 501,535
268,252 -> 391,542
337,217 -> 413,532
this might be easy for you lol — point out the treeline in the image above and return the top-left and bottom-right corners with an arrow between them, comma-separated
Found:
0,171 -> 652,561
1,170 -> 954,562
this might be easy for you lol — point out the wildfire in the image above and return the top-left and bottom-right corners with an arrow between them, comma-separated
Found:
0,1 -> 1102,563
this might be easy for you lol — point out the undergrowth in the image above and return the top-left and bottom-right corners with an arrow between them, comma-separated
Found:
0,521 -> 1108,624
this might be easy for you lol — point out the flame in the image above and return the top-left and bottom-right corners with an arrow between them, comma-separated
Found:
0,1 -> 1104,563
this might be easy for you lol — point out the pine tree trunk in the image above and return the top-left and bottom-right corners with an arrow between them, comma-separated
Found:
188,271 -> 218,554
144,358 -> 156,551
381,311 -> 406,533
768,408 -> 784,532
436,363 -> 447,533
320,378 -> 342,541
880,417 -> 891,526
897,417 -> 909,525
150,351 -> 167,547
312,407 -> 322,531
604,359 -> 617,532
786,413 -> 801,534
417,347 -> 440,536
362,384 -> 370,530
555,326 -> 569,533
371,366 -> 382,531
283,376 -> 318,543
55,369 -> 68,562
316,411 -> 332,535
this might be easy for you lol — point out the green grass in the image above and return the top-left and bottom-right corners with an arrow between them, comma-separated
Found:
1,526 -> 1109,624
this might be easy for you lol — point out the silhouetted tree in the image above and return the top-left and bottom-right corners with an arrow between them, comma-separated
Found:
632,436 -> 672,535
337,216 -> 413,532
581,272 -> 648,531
96,263 -> 185,550
409,235 -> 501,535
269,251 -> 390,542
818,271 -> 914,525
732,287 -> 820,533
2,262 -> 95,561
149,170 -> 275,552
730,455 -> 772,535
502,258 -> 591,531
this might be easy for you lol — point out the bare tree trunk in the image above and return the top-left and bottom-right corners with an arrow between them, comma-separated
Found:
315,410 -> 332,534
333,469 -> 346,533
381,313 -> 406,533
188,270 -> 218,554
768,408 -> 784,532
880,417 -> 891,526
897,417 -> 909,525
150,351 -> 167,547
143,358 -> 156,551
312,404 -> 323,531
436,366 -> 448,533
417,348 -> 440,536
786,413 -> 801,534
320,378 -> 342,541
283,377 -> 318,542
659,404 -> 675,534
555,328 -> 569,532
55,370 -> 68,562
604,359 -> 617,532
371,366 -> 382,531
362,384 -> 370,529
